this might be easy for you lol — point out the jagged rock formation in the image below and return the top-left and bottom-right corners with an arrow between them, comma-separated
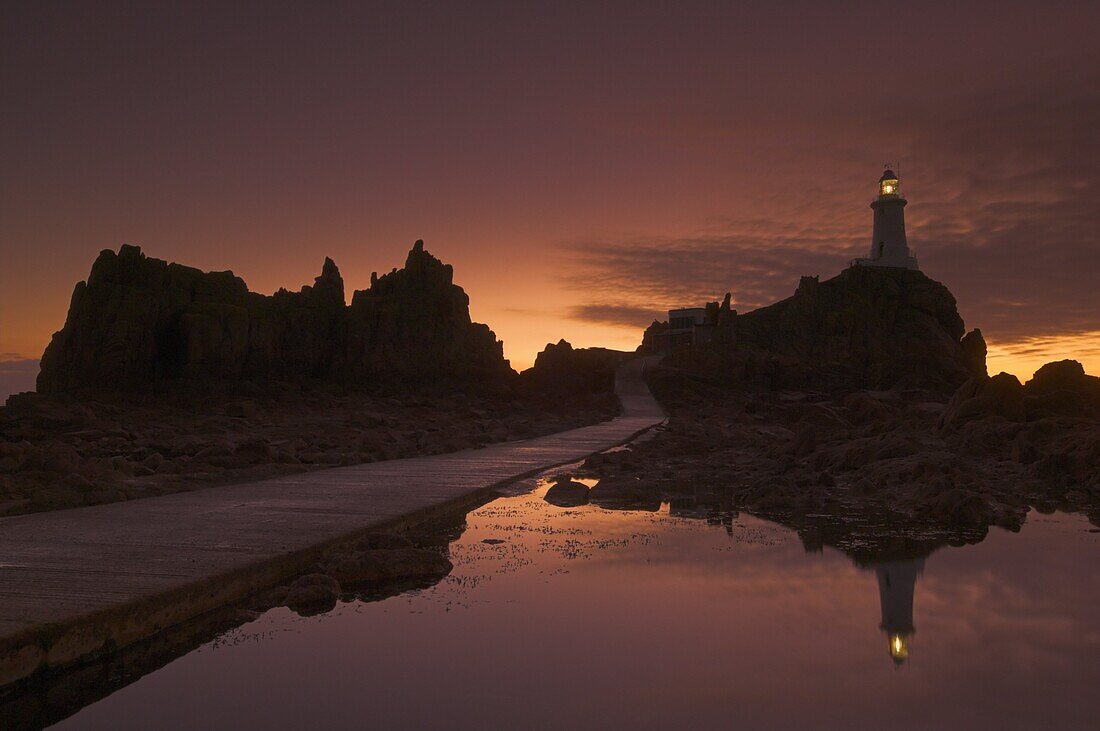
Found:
37,241 -> 510,391
735,267 -> 981,390
941,359 -> 1100,429
959,329 -> 988,379
520,339 -> 629,394
638,320 -> 669,354
651,266 -> 984,392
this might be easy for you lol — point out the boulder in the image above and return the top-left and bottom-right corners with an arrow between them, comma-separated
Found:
1025,360 -> 1100,413
543,476 -> 591,507
323,548 -> 452,586
940,373 -> 1027,429
520,340 -> 628,394
284,573 -> 341,616
587,476 -> 661,511
638,319 -> 670,354
960,329 -> 988,378
234,437 -> 272,463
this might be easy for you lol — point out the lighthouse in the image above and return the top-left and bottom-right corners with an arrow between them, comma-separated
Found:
852,167 -> 920,270
873,557 -> 925,665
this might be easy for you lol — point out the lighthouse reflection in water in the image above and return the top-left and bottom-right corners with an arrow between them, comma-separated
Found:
41,475 -> 1100,730
867,557 -> 925,665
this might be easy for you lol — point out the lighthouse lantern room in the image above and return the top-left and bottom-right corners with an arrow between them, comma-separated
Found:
852,166 -> 920,270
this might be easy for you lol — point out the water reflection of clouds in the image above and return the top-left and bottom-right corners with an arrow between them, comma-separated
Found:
49,483 -> 1100,731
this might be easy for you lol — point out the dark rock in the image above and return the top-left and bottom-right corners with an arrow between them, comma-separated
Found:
37,241 -> 512,392
960,329 -> 988,378
59,473 -> 94,491
234,437 -> 272,462
544,477 -> 591,507
323,548 -> 452,586
345,241 -> 511,385
638,320 -> 670,354
225,401 -> 260,419
141,452 -> 165,470
284,573 -> 341,616
941,374 -> 1026,429
29,488 -> 83,510
588,476 -> 661,511
352,533 -> 415,551
1028,359 -> 1086,391
520,340 -> 628,394
660,266 -> 979,393
789,425 -> 818,459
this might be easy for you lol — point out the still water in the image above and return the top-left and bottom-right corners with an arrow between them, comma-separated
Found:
52,476 -> 1100,730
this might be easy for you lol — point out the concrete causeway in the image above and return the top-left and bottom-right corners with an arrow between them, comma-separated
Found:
0,357 -> 665,686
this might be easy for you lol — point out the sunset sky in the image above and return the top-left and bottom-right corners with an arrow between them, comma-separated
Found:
2,1 -> 1098,393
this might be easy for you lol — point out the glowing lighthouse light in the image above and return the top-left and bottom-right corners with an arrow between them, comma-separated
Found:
889,633 -> 909,662
850,165 -> 920,270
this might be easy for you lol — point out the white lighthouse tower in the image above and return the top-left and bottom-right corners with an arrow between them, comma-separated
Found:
853,167 -> 920,270
874,557 -> 925,665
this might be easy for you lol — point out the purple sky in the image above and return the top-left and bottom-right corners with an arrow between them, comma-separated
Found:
2,1 -> 1098,389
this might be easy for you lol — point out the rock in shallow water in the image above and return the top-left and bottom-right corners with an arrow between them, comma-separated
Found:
588,476 -> 661,512
323,548 -> 452,586
284,573 -> 341,616
544,477 -> 591,507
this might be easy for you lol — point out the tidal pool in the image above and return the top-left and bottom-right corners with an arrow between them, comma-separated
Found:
46,476 -> 1100,730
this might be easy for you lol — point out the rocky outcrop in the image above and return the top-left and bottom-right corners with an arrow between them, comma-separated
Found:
1027,359 -> 1100,396
959,329 -> 988,379
345,241 -> 510,385
323,546 -> 452,587
736,267 -> 981,390
37,241 -> 511,392
940,373 -> 1027,428
520,340 -> 629,394
284,573 -> 342,616
655,266 -> 985,393
255,532 -> 455,617
940,359 -> 1100,429
583,353 -> 1100,548
638,320 -> 669,354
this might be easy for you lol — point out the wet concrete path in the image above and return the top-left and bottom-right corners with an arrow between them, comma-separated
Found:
0,357 -> 664,685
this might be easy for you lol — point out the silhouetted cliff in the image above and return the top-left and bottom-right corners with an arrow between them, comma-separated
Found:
736,267 -> 982,390
520,340 -> 629,394
653,266 -> 985,392
37,241 -> 511,392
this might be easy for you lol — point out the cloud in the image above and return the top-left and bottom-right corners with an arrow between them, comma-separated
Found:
561,80 -> 1100,348
0,357 -> 38,400
561,223 -> 856,319
986,331 -> 1100,379
899,85 -> 1100,341
567,303 -> 666,329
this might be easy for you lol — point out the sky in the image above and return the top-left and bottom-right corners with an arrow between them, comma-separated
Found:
2,1 -> 1098,391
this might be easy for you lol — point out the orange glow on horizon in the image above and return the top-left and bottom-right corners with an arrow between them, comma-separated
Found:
6,275 -> 1098,382
986,332 -> 1100,383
